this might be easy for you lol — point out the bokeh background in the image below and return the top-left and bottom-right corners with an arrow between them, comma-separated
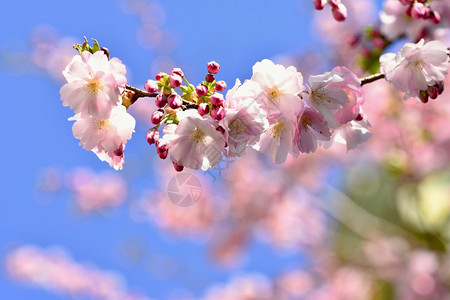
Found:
2,0 -> 450,299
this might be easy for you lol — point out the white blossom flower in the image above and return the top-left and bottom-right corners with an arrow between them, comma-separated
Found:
162,110 -> 226,171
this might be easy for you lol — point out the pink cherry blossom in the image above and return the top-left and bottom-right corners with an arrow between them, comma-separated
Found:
69,168 -> 127,212
380,39 -> 449,100
304,70 -> 348,128
379,0 -> 428,41
162,110 -> 225,171
296,107 -> 331,154
331,66 -> 364,124
253,113 -> 299,164
5,245 -> 150,300
331,119 -> 372,152
221,80 -> 269,157
70,105 -> 136,154
250,59 -> 304,116
60,51 -> 127,119
93,146 -> 125,170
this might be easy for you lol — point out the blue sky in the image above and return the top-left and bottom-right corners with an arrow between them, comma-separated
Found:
0,0 -> 383,299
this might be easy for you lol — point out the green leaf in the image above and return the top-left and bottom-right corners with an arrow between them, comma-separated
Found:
91,39 -> 100,53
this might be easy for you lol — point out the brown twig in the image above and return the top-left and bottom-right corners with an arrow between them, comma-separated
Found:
360,73 -> 385,86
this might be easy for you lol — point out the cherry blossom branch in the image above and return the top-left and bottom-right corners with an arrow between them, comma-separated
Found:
125,84 -> 156,97
360,73 -> 385,86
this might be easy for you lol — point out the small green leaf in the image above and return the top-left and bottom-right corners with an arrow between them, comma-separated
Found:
91,39 -> 100,53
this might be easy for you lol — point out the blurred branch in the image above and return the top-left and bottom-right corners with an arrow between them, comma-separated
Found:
316,185 -> 421,244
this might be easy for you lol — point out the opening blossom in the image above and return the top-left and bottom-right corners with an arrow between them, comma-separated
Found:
304,70 -> 349,129
250,59 -> 304,116
380,39 -> 449,100
70,105 -> 136,158
60,51 -> 127,119
221,79 -> 269,157
162,110 -> 226,171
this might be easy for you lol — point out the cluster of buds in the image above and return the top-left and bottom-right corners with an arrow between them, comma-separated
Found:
399,0 -> 441,24
144,61 -> 229,172
348,27 -> 392,73
419,82 -> 445,103
314,0 -> 348,22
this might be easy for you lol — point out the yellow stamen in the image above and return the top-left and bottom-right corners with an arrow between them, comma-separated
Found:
86,78 -> 103,95
191,128 -> 205,144
272,122 -> 285,139
95,119 -> 110,131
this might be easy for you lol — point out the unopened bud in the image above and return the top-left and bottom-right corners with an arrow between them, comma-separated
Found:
151,109 -> 164,124
167,94 -> 182,109
428,85 -> 439,99
172,162 -> 184,172
171,68 -> 184,78
169,74 -> 182,88
155,72 -> 166,81
314,0 -> 326,10
207,61 -> 220,74
145,79 -> 159,94
155,94 -> 167,108
332,3 -> 347,22
430,10 -> 441,24
419,90 -> 429,103
411,3 -> 428,19
328,0 -> 340,8
205,74 -> 215,83
198,103 -> 210,116
436,82 -> 444,95
196,84 -> 208,97
146,129 -> 159,145
210,93 -> 224,106
156,140 -> 168,159
215,80 -> 227,92
211,105 -> 226,120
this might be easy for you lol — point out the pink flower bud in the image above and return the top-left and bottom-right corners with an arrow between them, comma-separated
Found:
428,85 -> 439,99
151,109 -> 164,124
172,162 -> 184,172
144,79 -> 159,94
430,10 -> 441,24
348,34 -> 360,47
155,94 -> 167,108
406,5 -> 412,17
155,72 -> 166,81
167,94 -> 182,109
399,0 -> 413,5
156,140 -> 168,159
146,129 -> 159,145
419,90 -> 429,103
215,80 -> 227,92
314,0 -> 326,10
198,103 -> 210,116
207,61 -> 220,74
171,68 -> 184,78
169,74 -> 182,88
196,84 -> 208,97
332,3 -> 347,21
211,105 -> 226,120
411,3 -> 428,19
372,38 -> 385,49
328,0 -> 340,8
210,93 -> 224,106
205,74 -> 215,83
436,82 -> 444,95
